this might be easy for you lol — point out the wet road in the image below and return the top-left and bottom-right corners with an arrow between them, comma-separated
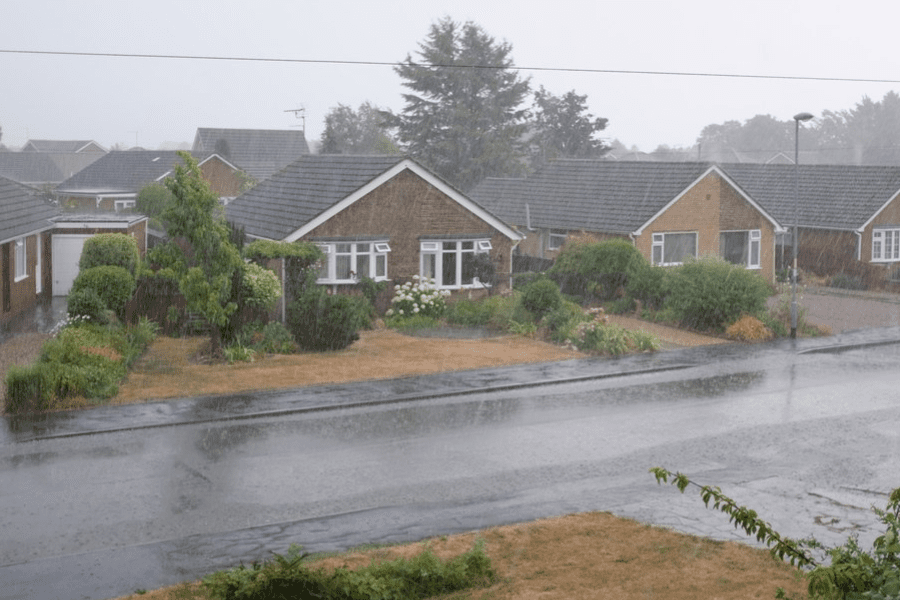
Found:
2,329 -> 899,600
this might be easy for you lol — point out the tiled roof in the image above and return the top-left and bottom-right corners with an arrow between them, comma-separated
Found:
226,154 -> 407,240
722,163 -> 900,231
470,160 -> 714,233
0,176 -> 58,243
22,140 -> 105,153
0,152 -> 103,185
193,128 -> 310,181
55,150 -> 206,194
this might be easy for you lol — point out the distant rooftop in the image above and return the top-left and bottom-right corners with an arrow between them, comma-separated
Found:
192,128 -> 310,182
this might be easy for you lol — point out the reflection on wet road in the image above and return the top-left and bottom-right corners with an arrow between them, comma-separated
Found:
1,333 -> 899,600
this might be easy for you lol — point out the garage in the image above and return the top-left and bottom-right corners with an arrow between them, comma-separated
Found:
52,234 -> 91,296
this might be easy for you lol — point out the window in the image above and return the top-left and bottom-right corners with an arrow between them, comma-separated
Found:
315,240 -> 390,283
651,232 -> 696,266
14,238 -> 27,281
548,230 -> 567,251
420,239 -> 492,288
872,228 -> 900,262
720,230 -> 761,269
114,199 -> 136,212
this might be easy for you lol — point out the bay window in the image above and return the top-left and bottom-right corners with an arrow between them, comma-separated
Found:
420,238 -> 493,288
316,240 -> 390,283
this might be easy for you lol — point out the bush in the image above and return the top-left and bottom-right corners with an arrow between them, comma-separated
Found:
287,286 -> 372,352
78,233 -> 140,277
548,239 -> 648,301
521,279 -> 562,319
511,271 -> 547,290
241,262 -> 282,310
234,321 -> 297,355
566,308 -> 659,355
664,257 -> 770,332
385,277 -> 449,320
829,273 -> 866,290
202,541 -> 495,600
66,287 -> 111,324
725,315 -> 774,342
625,262 -> 669,310
70,265 -> 136,321
542,299 -> 589,343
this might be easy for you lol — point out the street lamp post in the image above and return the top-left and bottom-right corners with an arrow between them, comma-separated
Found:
791,112 -> 814,339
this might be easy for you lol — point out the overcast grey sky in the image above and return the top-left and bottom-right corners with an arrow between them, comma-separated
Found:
2,0 -> 898,152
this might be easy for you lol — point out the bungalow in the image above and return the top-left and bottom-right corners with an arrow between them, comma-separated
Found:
225,154 -> 523,301
723,163 -> 900,286
470,160 -> 784,283
0,176 -> 58,324
192,128 -> 310,183
54,150 -> 245,211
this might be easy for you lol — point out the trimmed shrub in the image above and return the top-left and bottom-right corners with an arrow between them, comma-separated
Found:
287,286 -> 372,352
66,287 -> 111,324
70,265 -> 136,321
78,233 -> 140,277
521,278 -> 562,319
548,239 -> 648,301
625,262 -> 669,310
241,262 -> 282,310
385,277 -> 449,320
664,257 -> 770,332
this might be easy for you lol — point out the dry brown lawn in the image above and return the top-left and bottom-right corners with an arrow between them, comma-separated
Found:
113,512 -> 808,600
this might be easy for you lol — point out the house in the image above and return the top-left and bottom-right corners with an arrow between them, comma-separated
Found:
54,150 -> 244,212
470,160 -> 784,283
225,155 -> 523,299
723,163 -> 900,285
21,139 -> 106,154
0,152 -> 104,188
192,128 -> 310,183
0,176 -> 58,323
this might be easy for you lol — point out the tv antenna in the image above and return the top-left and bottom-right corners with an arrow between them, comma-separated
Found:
284,107 -> 305,131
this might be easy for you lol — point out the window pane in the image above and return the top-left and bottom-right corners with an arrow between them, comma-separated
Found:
356,254 -> 370,279
422,253 -> 436,281
750,239 -> 760,267
336,255 -> 351,279
335,243 -> 351,253
461,251 -> 476,285
652,244 -> 662,265
443,241 -> 456,251
356,243 -> 370,253
664,233 -> 696,264
720,231 -> 748,266
376,254 -> 386,278
442,250 -> 457,287
461,241 -> 474,250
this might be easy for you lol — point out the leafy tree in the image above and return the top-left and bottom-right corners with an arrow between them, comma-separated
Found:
386,17 -> 531,191
320,101 -> 399,154
136,183 -> 174,230
529,86 -> 609,168
160,151 -> 243,353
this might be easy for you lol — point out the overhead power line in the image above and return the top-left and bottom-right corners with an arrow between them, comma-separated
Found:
2,48 -> 899,85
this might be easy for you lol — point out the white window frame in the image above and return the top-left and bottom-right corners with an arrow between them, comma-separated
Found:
420,239 -> 493,289
14,237 -> 27,281
872,228 -> 900,262
548,229 -> 567,251
651,232 -> 697,266
114,199 -> 136,212
720,229 -> 761,270
315,240 -> 391,284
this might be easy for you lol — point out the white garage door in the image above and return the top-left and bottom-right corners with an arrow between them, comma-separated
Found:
52,234 -> 91,296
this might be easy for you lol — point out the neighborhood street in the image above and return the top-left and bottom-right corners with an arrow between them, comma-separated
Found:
1,326 -> 899,600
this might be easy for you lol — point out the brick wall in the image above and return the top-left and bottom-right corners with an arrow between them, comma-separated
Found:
304,170 -> 515,288
0,232 -> 45,324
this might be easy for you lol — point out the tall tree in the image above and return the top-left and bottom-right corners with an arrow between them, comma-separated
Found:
320,102 -> 399,154
161,152 -> 243,353
387,18 -> 531,191
529,86 -> 609,168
